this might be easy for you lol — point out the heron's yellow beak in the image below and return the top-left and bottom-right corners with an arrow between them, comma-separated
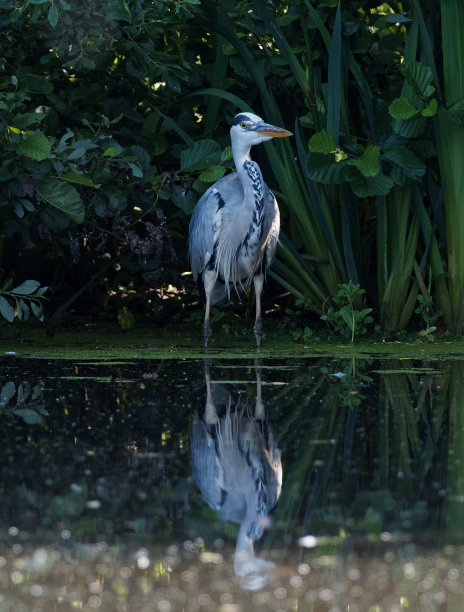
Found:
255,123 -> 293,138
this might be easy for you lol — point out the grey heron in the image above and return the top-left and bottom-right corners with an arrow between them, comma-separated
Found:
188,112 -> 292,347
191,359 -> 283,590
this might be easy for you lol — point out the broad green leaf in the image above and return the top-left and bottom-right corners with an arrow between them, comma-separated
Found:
12,408 -> 42,424
402,60 -> 434,99
1,381 -> 16,405
21,74 -> 53,94
384,149 -> 426,183
392,115 -> 426,138
0,296 -> 15,322
48,3 -> 58,27
385,14 -> 411,23
31,300 -> 44,321
306,152 -> 347,184
61,172 -> 96,186
16,298 -> 30,321
38,180 -> 85,224
13,132 -> 51,161
128,162 -> 143,178
221,146 -> 232,162
103,147 -> 117,157
276,14 -> 298,26
348,145 -> 380,177
308,131 -> 337,154
11,113 -> 43,130
389,97 -> 419,120
152,134 -> 167,156
346,169 -> 394,197
421,98 -> 437,117
141,113 -> 161,138
198,165 -> 226,183
14,201 -> 24,218
17,382 -> 30,405
180,139 -> 221,172
10,280 -> 40,295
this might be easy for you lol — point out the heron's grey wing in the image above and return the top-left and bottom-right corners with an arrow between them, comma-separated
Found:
191,412 -> 225,510
188,173 -> 244,280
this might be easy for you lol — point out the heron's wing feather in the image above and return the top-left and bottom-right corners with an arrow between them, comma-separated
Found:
188,173 -> 244,280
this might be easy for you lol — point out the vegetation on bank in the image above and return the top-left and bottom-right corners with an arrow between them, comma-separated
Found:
1,0 -> 464,339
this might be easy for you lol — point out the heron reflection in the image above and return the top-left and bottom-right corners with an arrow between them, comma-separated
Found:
191,360 -> 282,590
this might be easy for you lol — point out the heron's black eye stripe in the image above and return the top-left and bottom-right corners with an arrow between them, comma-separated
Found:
232,113 -> 250,127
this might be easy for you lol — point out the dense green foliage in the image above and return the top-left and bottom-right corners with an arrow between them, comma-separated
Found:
1,0 -> 463,335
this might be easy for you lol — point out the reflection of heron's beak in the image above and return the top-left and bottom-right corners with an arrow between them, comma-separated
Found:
255,122 -> 293,138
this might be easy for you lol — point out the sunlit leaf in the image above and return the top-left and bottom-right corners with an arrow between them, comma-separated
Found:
421,98 -> 437,117
13,132 -> 51,161
389,97 -> 419,120
308,131 -> 337,154
347,145 -> 380,177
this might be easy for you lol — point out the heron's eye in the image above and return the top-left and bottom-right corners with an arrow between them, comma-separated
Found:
240,122 -> 247,129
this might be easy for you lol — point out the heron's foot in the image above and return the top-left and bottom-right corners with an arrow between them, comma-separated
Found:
254,319 -> 262,347
203,320 -> 212,348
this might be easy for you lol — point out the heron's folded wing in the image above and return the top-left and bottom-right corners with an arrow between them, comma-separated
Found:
188,173 -> 243,279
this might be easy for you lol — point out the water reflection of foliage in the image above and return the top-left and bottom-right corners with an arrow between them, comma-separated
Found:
263,358 -> 454,551
0,359 -> 198,546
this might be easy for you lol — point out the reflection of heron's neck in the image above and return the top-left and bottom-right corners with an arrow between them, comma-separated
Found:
234,519 -> 275,591
234,520 -> 257,577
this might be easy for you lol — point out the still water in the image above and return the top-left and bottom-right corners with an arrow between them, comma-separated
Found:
1,355 -> 464,611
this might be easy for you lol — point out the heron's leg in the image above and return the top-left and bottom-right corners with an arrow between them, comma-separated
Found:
253,274 -> 264,347
202,269 -> 216,348
254,359 -> 264,420
203,294 -> 212,348
204,358 -> 217,424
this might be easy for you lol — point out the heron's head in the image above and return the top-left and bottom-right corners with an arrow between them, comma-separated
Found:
230,112 -> 292,148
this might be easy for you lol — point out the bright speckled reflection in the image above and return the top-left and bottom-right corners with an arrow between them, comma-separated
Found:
0,355 -> 463,610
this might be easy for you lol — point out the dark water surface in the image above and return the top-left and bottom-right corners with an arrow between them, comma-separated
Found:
1,355 -> 464,611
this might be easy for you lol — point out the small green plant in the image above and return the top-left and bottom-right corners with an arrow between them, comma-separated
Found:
415,293 -> 443,342
0,280 -> 48,323
321,281 -> 373,342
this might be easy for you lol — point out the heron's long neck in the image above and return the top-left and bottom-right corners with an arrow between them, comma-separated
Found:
233,143 -> 265,215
